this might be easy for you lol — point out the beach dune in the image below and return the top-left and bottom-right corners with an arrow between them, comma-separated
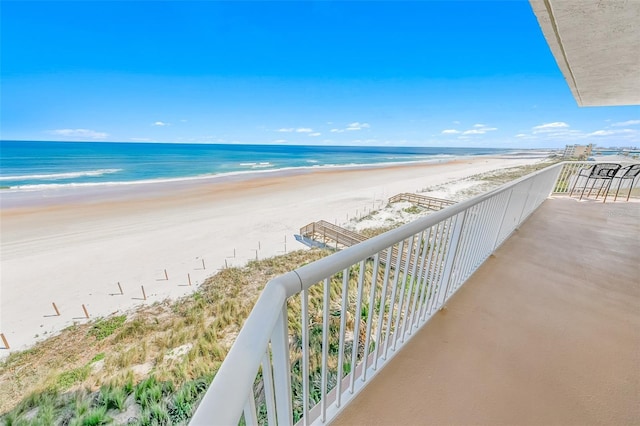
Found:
0,156 -> 544,356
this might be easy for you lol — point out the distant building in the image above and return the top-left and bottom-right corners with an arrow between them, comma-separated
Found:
563,144 -> 593,159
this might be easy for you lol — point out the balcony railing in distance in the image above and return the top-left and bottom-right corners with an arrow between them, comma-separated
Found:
190,161 -> 631,426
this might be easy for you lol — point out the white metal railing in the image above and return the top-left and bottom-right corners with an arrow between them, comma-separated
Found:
189,161 -> 628,425
553,160 -> 638,199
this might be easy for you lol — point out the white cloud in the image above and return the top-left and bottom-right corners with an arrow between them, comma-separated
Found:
49,128 -> 108,139
153,121 -> 170,126
346,122 -> 370,131
515,121 -> 639,143
129,137 -> 152,142
309,132 -> 321,137
461,125 -> 497,135
611,120 -> 640,127
586,128 -> 636,137
588,130 -> 615,136
279,127 -> 314,133
532,122 -> 569,133
329,122 -> 370,132
273,139 -> 287,143
442,123 -> 497,136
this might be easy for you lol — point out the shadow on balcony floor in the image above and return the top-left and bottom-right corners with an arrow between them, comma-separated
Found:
333,197 -> 640,425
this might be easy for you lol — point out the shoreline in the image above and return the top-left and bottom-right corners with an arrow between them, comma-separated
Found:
0,157 -> 455,210
0,154 -> 548,357
0,152 -> 555,210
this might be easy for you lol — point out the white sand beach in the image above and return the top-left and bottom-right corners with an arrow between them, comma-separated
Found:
0,155 -> 547,357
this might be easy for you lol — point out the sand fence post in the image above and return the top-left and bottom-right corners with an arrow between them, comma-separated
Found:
52,302 -> 61,316
188,273 -> 192,286
258,241 -> 261,250
117,282 -> 124,295
284,235 -> 287,254
82,304 -> 90,319
164,269 -> 169,280
0,333 -> 9,349
225,259 -> 228,269
201,258 -> 206,270
141,285 -> 147,300
234,248 -> 236,258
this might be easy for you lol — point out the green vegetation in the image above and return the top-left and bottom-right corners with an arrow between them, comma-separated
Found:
359,225 -> 397,239
90,353 -> 106,363
56,366 -> 90,391
0,249 -> 331,425
420,160 -> 561,201
402,205 -> 422,214
89,315 -> 127,341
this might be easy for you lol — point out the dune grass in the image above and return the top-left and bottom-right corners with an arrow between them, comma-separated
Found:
0,249 -> 332,424
420,159 -> 561,200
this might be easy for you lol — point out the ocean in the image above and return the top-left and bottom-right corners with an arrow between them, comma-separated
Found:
0,141 -> 511,192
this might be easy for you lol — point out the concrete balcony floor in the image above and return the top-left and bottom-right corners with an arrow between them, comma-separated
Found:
334,196 -> 640,425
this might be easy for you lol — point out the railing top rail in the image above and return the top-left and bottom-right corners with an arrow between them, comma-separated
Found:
191,160 -> 567,425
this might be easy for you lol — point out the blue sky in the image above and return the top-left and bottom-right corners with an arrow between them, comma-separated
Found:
2,1 -> 638,148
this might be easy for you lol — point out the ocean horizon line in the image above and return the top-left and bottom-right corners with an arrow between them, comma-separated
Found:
0,139 -> 558,150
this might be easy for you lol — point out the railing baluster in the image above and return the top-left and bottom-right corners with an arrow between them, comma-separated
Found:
415,226 -> 435,328
271,305 -> 292,425
320,278 -> 330,422
430,216 -> 455,312
392,235 -> 414,349
420,222 -> 443,321
361,253 -> 380,382
468,200 -> 488,275
373,247 -> 393,370
453,203 -> 481,289
350,260 -> 367,393
301,289 -> 310,425
408,229 -> 431,332
261,351 -> 277,425
400,232 -> 422,340
243,388 -> 259,426
336,267 -> 350,407
427,217 -> 452,314
439,211 -> 467,303
383,240 -> 405,358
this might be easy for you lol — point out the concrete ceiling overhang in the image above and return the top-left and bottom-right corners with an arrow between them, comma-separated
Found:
530,0 -> 640,107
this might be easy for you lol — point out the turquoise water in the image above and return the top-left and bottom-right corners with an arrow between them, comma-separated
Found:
0,141 -> 510,191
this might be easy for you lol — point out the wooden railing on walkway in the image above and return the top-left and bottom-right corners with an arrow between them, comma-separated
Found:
299,220 -> 367,249
389,193 -> 456,211
299,220 -> 417,271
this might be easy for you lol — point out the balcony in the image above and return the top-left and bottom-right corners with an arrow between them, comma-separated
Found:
333,196 -> 639,425
191,162 -> 639,425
